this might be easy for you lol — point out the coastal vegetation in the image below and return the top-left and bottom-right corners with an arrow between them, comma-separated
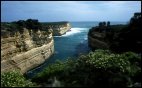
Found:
42,21 -> 70,26
1,70 -> 37,87
32,50 -> 141,87
2,50 -> 140,87
1,19 -> 42,38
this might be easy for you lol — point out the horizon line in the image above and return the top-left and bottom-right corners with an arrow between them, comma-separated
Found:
1,20 -> 128,23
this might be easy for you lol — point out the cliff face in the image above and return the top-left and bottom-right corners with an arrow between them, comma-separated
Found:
88,27 -> 109,50
44,22 -> 71,36
88,34 -> 109,50
1,28 -> 54,74
52,23 -> 71,36
88,24 -> 127,50
88,12 -> 141,53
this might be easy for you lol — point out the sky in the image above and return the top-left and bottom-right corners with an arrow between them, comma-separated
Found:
1,1 -> 141,22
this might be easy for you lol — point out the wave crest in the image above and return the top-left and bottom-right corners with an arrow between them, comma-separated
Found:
54,28 -> 89,37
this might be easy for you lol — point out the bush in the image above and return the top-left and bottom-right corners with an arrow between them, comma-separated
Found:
32,50 -> 141,87
32,59 -> 76,84
1,70 -> 36,87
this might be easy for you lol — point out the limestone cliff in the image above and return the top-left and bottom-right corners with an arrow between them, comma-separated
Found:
44,22 -> 71,36
1,28 -> 54,74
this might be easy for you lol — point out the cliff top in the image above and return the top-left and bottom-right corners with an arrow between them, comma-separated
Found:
42,21 -> 69,25
88,12 -> 141,53
41,21 -> 70,28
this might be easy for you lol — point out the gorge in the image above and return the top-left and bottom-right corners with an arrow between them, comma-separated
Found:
1,20 -> 71,74
1,1 -> 141,87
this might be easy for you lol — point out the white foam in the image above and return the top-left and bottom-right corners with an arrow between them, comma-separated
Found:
53,28 -> 89,37
84,37 -> 87,40
65,28 -> 89,37
62,28 -> 81,37
84,35 -> 88,40
54,36 -> 62,37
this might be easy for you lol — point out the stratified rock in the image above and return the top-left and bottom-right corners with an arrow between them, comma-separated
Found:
1,27 -> 54,74
44,22 -> 71,36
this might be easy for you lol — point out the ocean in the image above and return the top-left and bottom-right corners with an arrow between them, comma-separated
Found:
26,21 -> 127,78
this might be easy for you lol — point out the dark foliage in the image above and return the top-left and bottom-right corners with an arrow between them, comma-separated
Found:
1,19 -> 42,35
16,19 -> 42,32
32,50 -> 141,87
88,12 -> 142,53
110,12 -> 142,53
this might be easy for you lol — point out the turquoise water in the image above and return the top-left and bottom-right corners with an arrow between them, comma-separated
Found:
27,21 -> 127,78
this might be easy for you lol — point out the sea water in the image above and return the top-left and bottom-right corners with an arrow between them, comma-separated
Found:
27,21 -> 127,78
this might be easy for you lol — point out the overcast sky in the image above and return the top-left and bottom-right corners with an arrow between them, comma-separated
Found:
1,1 -> 141,22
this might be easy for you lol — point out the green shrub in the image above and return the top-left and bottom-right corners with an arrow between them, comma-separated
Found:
1,70 -> 36,87
32,50 -> 141,87
32,59 -> 75,83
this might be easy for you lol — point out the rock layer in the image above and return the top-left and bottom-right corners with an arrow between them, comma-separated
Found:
1,28 -> 54,74
44,22 -> 71,36
88,30 -> 109,50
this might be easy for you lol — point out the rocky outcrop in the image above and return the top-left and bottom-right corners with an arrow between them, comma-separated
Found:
88,35 -> 109,50
88,22 -> 123,50
88,12 -> 141,53
45,22 -> 71,36
1,28 -> 54,74
88,31 -> 109,50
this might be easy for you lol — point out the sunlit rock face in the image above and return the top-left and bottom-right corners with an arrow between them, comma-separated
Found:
45,22 -> 71,36
1,28 -> 54,74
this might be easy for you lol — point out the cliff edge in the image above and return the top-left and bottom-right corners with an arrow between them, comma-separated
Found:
42,21 -> 71,36
88,12 -> 141,53
1,21 -> 54,74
